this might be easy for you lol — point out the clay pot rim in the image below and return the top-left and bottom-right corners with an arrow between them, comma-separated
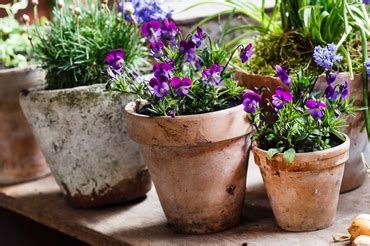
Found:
252,133 -> 350,157
0,64 -> 40,75
125,101 -> 244,120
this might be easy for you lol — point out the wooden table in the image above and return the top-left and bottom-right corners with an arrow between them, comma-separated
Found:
0,173 -> 368,245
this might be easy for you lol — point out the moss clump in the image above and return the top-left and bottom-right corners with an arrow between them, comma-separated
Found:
235,31 -> 363,76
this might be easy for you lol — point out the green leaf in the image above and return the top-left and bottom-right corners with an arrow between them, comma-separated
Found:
283,148 -> 296,164
267,147 -> 284,160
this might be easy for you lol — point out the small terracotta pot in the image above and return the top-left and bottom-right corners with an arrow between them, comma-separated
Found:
20,85 -> 151,208
125,102 -> 252,234
235,70 -> 367,193
253,135 -> 350,231
0,66 -> 49,184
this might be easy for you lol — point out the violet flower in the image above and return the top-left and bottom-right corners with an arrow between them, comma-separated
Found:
149,77 -> 169,98
194,57 -> 202,72
141,20 -> 162,43
327,71 -> 339,84
272,86 -> 293,110
240,43 -> 254,63
341,80 -> 349,99
202,64 -> 222,85
306,99 -> 327,118
363,0 -> 370,4
192,27 -> 204,48
105,49 -> 125,71
171,77 -> 192,96
162,19 -> 179,45
153,62 -> 172,80
243,91 -> 262,114
313,43 -> 342,70
179,40 -> 196,62
324,85 -> 338,101
151,41 -> 166,59
275,65 -> 291,85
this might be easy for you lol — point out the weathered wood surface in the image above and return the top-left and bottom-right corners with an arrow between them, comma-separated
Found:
0,170 -> 368,245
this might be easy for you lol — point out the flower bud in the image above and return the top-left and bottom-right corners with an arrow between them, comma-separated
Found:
74,7 -> 81,16
22,14 -> 30,24
31,0 -> 38,5
57,0 -> 65,8
125,2 -> 135,14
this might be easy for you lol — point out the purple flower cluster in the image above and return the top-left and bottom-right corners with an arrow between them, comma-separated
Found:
275,65 -> 291,85
119,0 -> 173,24
272,86 -> 293,110
202,64 -> 222,85
240,43 -> 254,63
243,91 -> 262,114
324,72 -> 349,101
313,43 -> 343,70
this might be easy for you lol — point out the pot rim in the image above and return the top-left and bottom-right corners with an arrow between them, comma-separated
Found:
252,133 -> 350,157
124,101 -> 244,120
0,64 -> 40,75
23,83 -> 113,95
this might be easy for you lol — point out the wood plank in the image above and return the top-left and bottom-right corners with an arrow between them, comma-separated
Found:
0,166 -> 368,246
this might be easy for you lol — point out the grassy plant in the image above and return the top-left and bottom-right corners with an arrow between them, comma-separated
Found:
33,1 -> 148,90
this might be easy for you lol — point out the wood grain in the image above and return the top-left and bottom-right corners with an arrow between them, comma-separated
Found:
0,171 -> 367,245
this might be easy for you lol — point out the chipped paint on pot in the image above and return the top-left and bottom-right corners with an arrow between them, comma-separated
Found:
20,85 -> 151,208
125,102 -> 252,234
0,65 -> 49,184
253,135 -> 350,231
235,70 -> 367,193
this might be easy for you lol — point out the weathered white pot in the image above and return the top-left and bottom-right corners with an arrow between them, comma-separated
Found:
20,85 -> 151,208
0,65 -> 49,184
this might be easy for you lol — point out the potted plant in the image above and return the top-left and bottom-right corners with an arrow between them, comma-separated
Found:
0,0 -> 49,184
191,0 -> 370,192
106,20 -> 252,233
246,43 -> 356,231
19,0 -> 170,208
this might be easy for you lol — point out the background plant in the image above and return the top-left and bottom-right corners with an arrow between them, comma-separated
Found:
107,20 -> 248,116
33,0 -> 148,90
0,0 -> 32,69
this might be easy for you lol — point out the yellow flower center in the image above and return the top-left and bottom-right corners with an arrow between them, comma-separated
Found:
248,104 -> 253,109
160,88 -> 165,94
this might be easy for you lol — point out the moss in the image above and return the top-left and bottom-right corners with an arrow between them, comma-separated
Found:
234,31 -> 363,76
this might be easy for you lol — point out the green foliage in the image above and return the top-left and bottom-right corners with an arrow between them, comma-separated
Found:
0,0 -> 33,69
33,1 -> 147,90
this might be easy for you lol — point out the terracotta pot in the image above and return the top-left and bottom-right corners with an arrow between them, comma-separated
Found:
125,102 -> 252,234
0,66 -> 49,184
20,85 -> 151,208
253,135 -> 350,231
235,70 -> 368,193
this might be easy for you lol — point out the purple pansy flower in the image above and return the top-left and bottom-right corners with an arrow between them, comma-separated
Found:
151,41 -> 166,59
171,77 -> 192,96
240,43 -> 254,63
194,57 -> 202,72
105,49 -> 125,71
306,99 -> 327,118
202,64 -> 222,85
324,85 -> 338,101
272,86 -> 293,110
327,71 -> 339,84
153,62 -> 172,80
192,27 -> 204,48
141,20 -> 162,43
341,80 -> 348,99
162,19 -> 179,45
313,43 -> 343,70
275,65 -> 291,85
242,91 -> 262,114
179,40 -> 196,62
149,77 -> 169,98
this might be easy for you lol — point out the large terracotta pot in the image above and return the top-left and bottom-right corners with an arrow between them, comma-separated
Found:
125,102 -> 252,234
0,66 -> 49,184
235,70 -> 368,193
253,135 -> 350,231
20,85 -> 151,208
